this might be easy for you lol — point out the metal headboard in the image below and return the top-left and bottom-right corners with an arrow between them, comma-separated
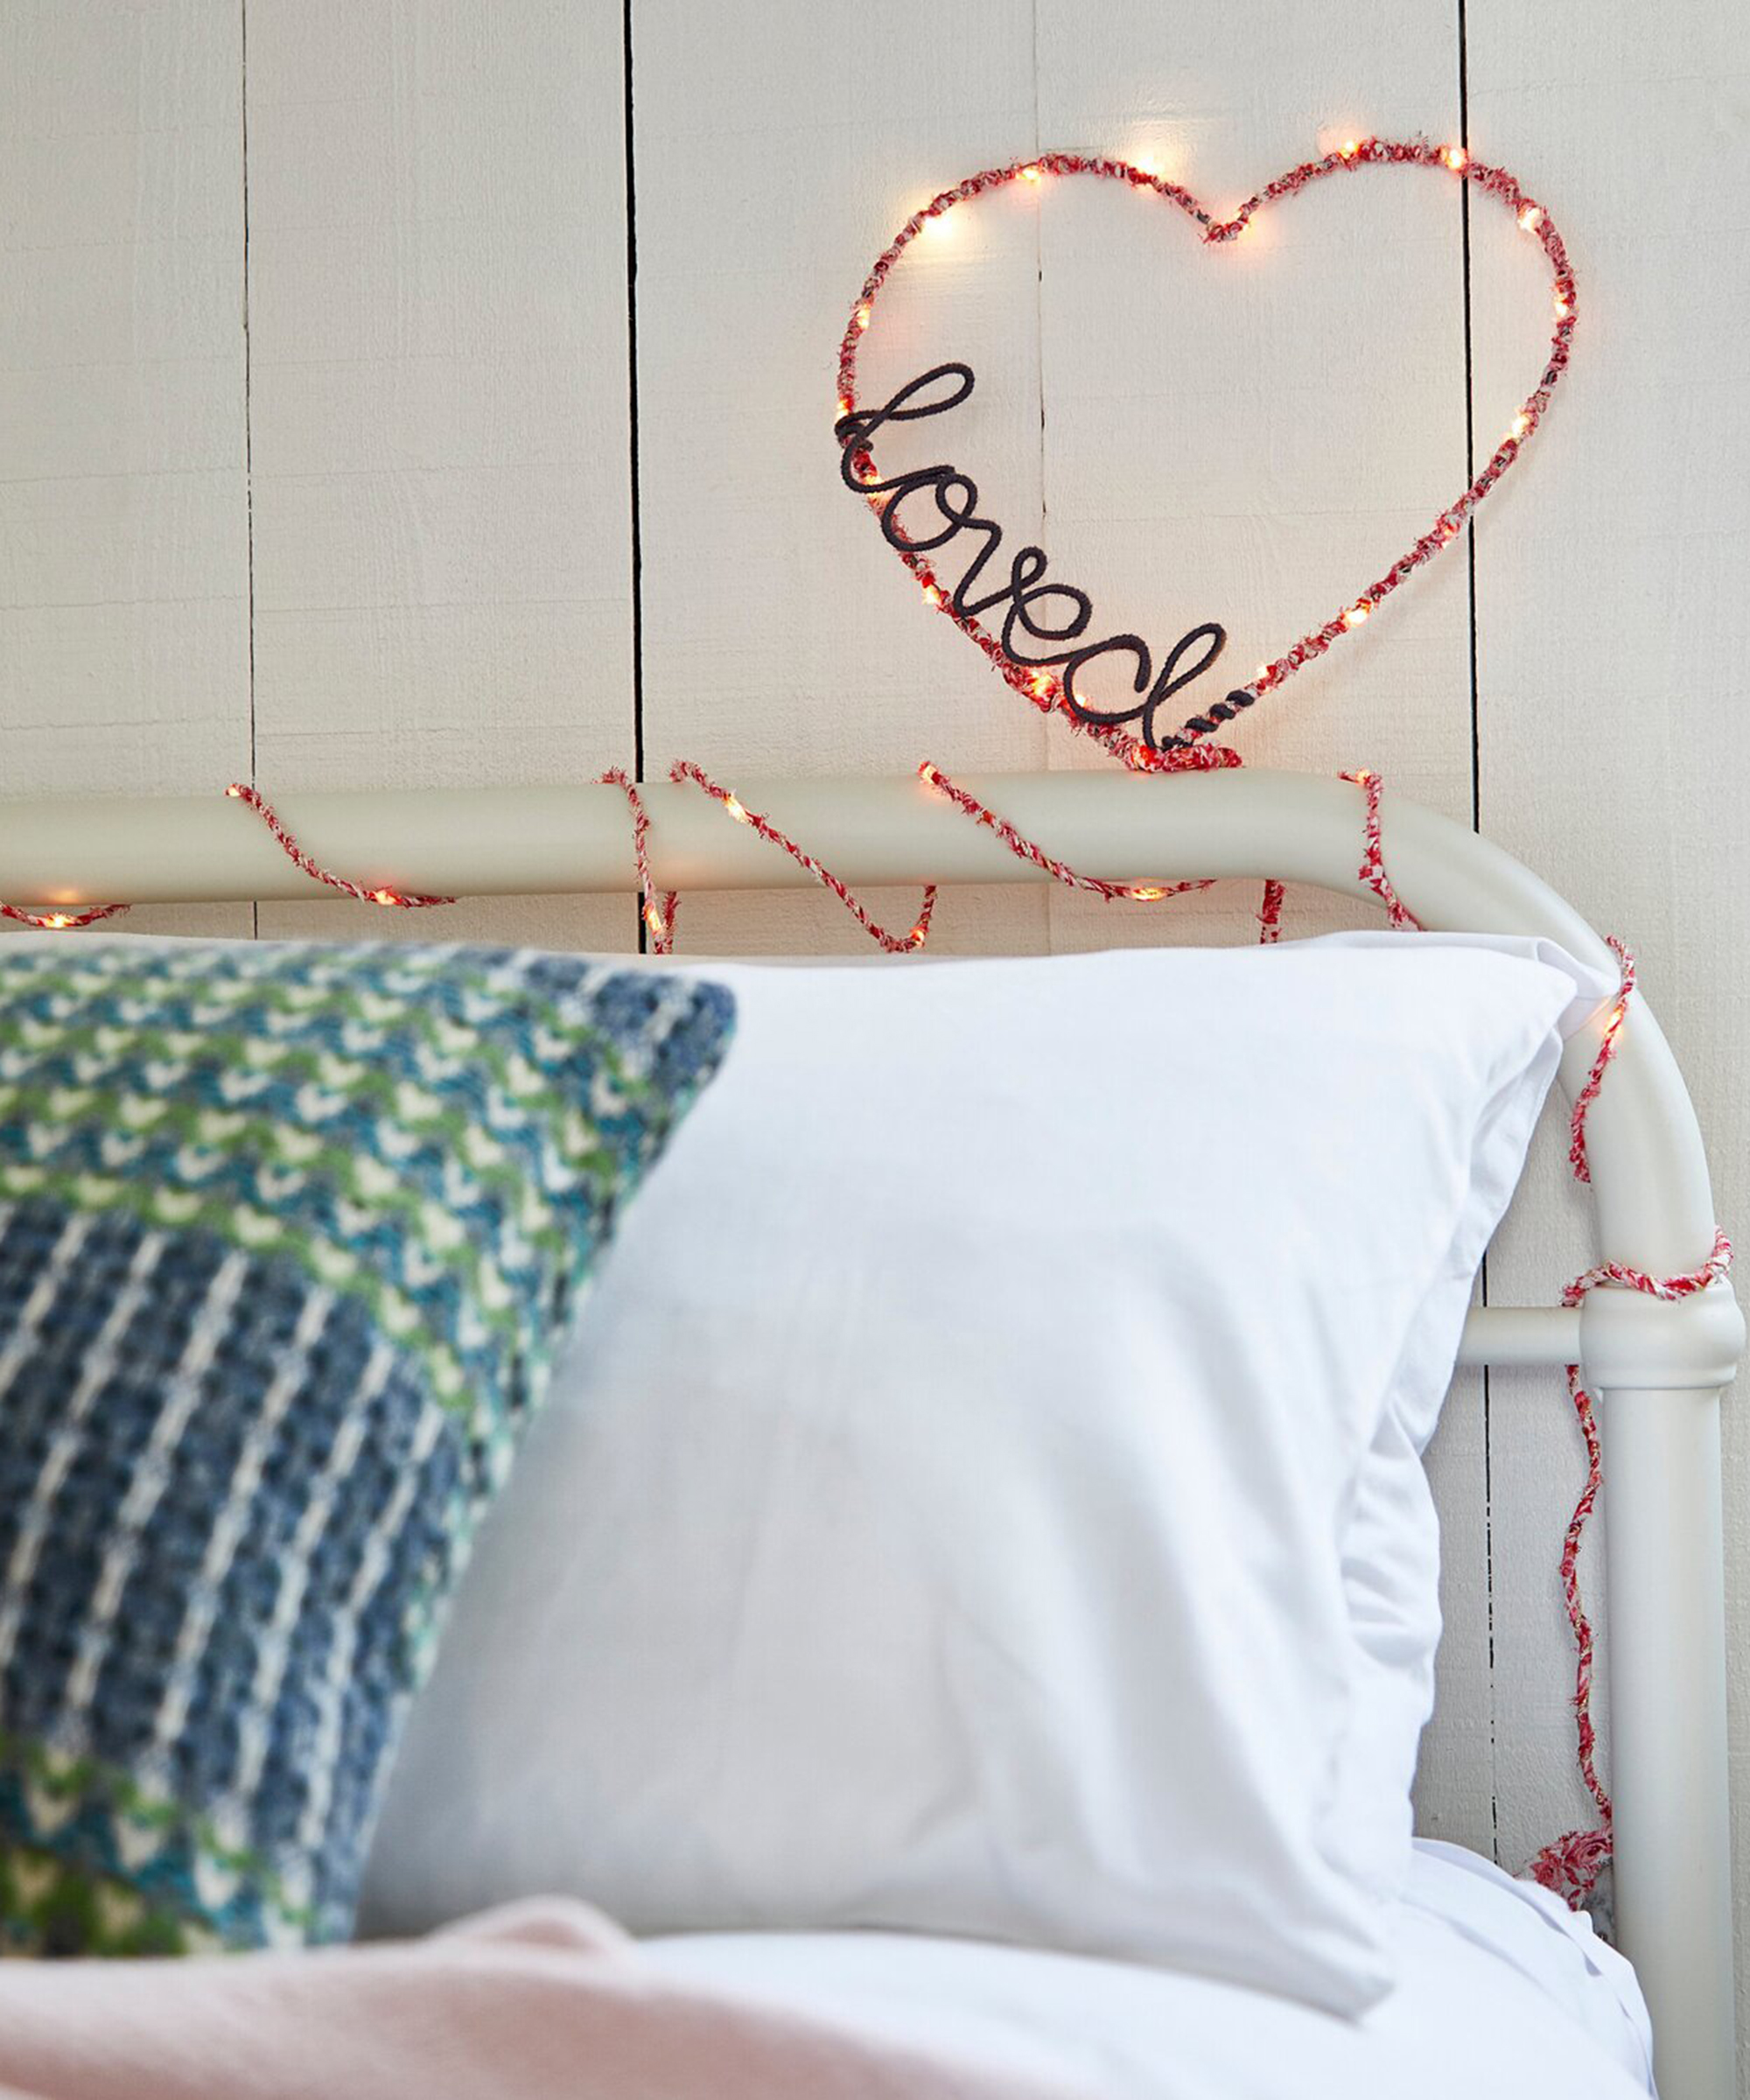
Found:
2,766 -> 1740,2100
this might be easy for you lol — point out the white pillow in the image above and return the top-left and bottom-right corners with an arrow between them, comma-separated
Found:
359,934 -> 1606,2014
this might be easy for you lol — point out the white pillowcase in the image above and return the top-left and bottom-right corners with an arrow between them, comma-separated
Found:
360,934 -> 1607,2014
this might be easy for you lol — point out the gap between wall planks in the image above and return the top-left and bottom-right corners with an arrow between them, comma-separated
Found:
2,0 -> 1745,2043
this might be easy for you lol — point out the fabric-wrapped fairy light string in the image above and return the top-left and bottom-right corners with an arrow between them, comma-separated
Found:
1340,768 -> 1421,929
220,784 -> 458,909
1567,936 -> 1634,1185
0,900 -> 129,931
3,771 -> 1734,1928
601,759 -> 1292,950
0,136 -> 1719,1922
599,764 -> 939,956
0,762 -> 1288,942
598,769 -> 681,951
914,761 -> 1214,900
672,760 -> 942,955
1523,937 -> 1735,1908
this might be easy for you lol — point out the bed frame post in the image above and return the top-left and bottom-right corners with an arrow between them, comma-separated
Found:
1604,1382 -> 1735,2100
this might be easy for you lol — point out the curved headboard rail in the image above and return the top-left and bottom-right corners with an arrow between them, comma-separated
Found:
0,767 -> 1732,1272
0,766 -> 1739,2098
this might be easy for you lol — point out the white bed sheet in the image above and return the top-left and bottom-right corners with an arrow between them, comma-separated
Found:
638,1840 -> 1656,2098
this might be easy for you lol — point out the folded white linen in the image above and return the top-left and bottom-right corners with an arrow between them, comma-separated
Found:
639,1841 -> 1655,2099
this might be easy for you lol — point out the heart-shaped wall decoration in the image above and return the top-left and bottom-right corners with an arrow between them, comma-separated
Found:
835,138 -> 1577,769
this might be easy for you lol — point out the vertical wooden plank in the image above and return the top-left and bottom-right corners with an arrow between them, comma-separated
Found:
244,0 -> 633,950
1032,0 -> 1491,1848
0,0 -> 251,941
1031,5 -> 1476,954
629,0 -> 1053,956
1466,1 -> 1750,1938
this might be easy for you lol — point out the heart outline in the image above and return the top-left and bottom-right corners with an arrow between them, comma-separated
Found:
836,137 -> 1577,768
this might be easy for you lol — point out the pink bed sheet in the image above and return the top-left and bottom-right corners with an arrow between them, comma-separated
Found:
0,1899 -> 1081,2100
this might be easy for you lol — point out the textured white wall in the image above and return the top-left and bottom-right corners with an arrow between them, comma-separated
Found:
2,0 -> 1745,2056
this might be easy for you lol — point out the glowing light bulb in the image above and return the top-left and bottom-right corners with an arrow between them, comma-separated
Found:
919,761 -> 941,785
1339,139 -> 1362,160
44,914 -> 72,929
1511,411 -> 1531,438
1254,664 -> 1271,683
921,583 -> 943,607
836,395 -> 851,416
1018,163 -> 1042,184
1518,205 -> 1543,233
724,794 -> 751,825
225,783 -> 244,798
1352,767 -> 1374,786
855,303 -> 872,331
906,925 -> 928,947
1553,294 -> 1571,318
922,209 -> 952,237
372,888 -> 398,906
1134,152 -> 1160,177
1129,886 -> 1166,902
1343,601 -> 1372,629
643,903 -> 667,938
1443,146 -> 1467,172
1029,670 -> 1054,696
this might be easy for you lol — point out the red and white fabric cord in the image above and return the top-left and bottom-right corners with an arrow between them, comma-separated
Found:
1525,937 -> 1733,1906
4,773 -> 1732,1920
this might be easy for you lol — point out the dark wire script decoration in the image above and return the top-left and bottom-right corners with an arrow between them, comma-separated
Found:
834,364 -> 1250,754
835,147 -> 1577,767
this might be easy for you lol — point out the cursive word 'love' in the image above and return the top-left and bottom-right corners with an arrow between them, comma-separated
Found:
834,362 -> 1254,752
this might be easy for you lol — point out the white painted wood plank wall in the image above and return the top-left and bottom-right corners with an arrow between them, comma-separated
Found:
0,0 -> 252,943
2,0 -> 1744,2064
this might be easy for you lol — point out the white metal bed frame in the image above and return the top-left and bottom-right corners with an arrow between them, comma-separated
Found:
2,765 -> 1741,2100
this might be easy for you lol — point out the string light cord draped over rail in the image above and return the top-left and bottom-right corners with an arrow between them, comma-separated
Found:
0,760 -> 1310,943
0,899 -> 127,931
598,757 -> 1289,953
599,765 -> 938,956
1340,768 -> 1420,928
1525,940 -> 1735,1908
221,784 -> 457,909
1,772 -> 1732,1927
